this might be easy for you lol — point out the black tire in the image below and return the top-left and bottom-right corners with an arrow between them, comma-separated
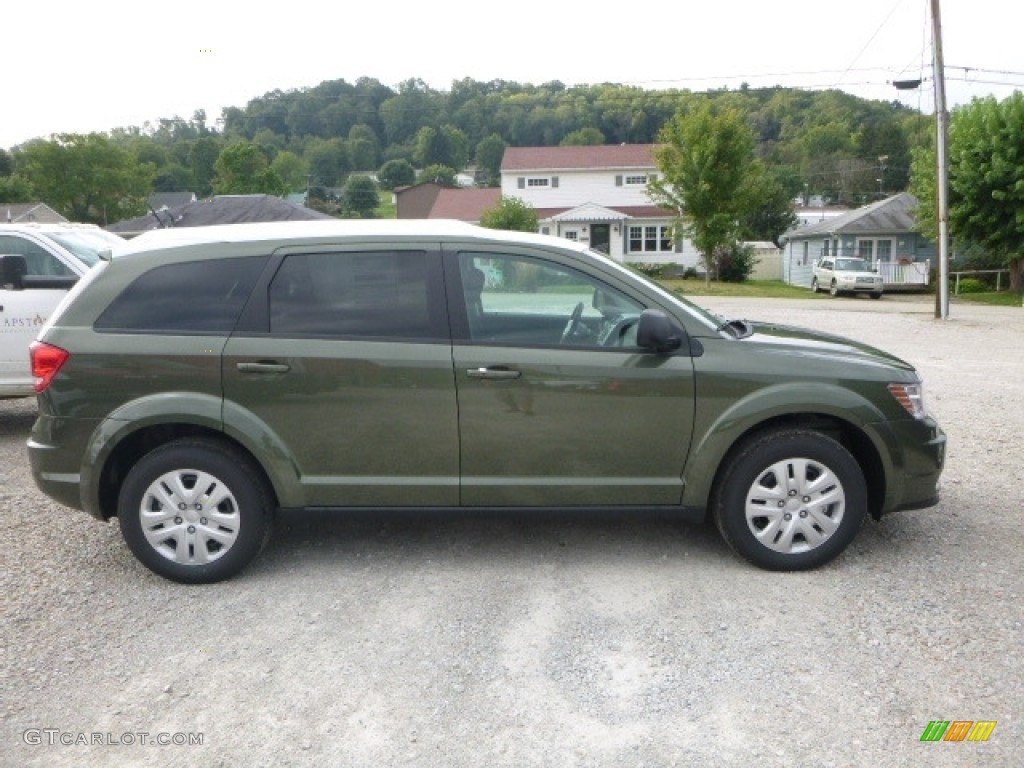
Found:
118,438 -> 274,583
870,291 -> 882,300
811,277 -> 820,293
713,429 -> 867,571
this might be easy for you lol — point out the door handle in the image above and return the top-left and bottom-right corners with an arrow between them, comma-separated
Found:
237,362 -> 291,374
466,367 -> 521,380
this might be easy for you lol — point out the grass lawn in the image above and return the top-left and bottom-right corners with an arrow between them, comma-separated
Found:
657,279 -> 821,299
952,290 -> 1023,307
374,191 -> 396,219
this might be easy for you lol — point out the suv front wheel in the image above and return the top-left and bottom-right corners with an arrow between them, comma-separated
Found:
117,438 -> 273,583
713,429 -> 867,570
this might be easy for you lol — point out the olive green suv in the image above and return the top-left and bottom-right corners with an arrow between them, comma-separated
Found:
27,221 -> 945,582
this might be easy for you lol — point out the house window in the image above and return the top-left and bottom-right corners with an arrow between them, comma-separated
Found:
661,228 -> 672,251
877,240 -> 892,261
628,225 -> 672,253
858,240 -> 874,261
823,240 -> 830,257
564,231 -> 579,241
527,178 -> 550,188
624,175 -> 647,186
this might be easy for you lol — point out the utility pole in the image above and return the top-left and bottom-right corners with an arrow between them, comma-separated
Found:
931,0 -> 951,319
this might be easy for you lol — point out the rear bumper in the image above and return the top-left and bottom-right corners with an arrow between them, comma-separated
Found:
28,413 -> 100,516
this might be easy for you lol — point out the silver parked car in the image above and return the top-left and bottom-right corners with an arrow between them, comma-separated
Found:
812,257 -> 883,299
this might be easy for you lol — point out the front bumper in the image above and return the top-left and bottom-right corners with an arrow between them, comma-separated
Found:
884,417 -> 946,514
838,278 -> 884,292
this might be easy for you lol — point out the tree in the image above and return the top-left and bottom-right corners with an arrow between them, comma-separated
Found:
304,138 -> 349,187
213,141 -> 286,196
560,127 -> 605,146
0,174 -> 33,203
414,125 -> 470,170
649,102 -> 762,284
416,164 -> 458,187
341,175 -> 379,218
911,93 -> 1024,293
474,134 -> 507,186
189,137 -> 222,196
18,133 -> 153,224
377,159 -> 416,190
479,196 -> 538,232
738,168 -> 799,245
270,151 -> 309,192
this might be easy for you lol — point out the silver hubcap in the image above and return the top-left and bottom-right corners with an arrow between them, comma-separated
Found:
744,457 -> 845,554
138,469 -> 241,565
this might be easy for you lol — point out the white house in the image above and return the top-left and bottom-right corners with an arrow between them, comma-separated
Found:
499,145 -> 703,268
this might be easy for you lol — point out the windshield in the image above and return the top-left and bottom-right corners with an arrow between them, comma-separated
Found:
45,230 -> 125,267
835,259 -> 872,272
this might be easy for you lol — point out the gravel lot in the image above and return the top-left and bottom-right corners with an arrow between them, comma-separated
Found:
1,295 -> 1021,767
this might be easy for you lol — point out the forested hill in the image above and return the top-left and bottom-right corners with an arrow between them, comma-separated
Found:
1,77 -> 931,217
214,77 -> 927,200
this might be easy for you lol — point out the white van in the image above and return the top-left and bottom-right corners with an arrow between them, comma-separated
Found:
0,223 -> 124,397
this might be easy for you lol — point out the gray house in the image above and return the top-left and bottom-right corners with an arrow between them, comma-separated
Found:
107,194 -> 331,238
782,192 -> 936,290
4,202 -> 67,224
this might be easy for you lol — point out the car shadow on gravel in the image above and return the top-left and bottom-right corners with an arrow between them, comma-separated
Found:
256,508 -> 737,574
0,399 -> 36,437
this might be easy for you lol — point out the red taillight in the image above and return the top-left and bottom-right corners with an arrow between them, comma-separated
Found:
30,341 -> 70,393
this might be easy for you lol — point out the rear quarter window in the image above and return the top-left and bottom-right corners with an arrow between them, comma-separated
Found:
94,256 -> 267,334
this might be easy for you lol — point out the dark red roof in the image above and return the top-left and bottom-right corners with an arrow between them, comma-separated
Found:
502,144 -> 659,172
429,188 -> 501,221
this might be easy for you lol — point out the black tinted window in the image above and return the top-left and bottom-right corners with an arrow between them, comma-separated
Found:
95,256 -> 266,333
269,251 -> 438,338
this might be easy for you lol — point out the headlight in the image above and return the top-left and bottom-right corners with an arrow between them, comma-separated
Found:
888,382 -> 927,419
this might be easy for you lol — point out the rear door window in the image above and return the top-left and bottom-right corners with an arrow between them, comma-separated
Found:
267,250 -> 446,340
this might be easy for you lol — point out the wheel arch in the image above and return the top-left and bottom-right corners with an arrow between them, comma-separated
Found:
711,415 -> 886,520
683,390 -> 893,521
93,423 -> 280,521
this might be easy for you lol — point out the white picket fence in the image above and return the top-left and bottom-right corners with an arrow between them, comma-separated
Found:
877,260 -> 930,287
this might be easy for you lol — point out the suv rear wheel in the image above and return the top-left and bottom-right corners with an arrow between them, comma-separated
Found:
117,438 -> 273,583
713,429 -> 867,570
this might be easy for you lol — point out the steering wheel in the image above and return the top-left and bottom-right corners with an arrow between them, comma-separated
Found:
560,302 -> 585,344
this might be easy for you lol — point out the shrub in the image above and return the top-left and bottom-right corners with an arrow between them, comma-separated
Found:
952,277 -> 988,294
716,243 -> 756,283
628,263 -> 666,279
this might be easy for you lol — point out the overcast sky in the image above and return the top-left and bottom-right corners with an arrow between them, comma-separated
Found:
3,0 -> 1021,149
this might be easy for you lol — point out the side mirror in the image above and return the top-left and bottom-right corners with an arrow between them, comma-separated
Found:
0,254 -> 27,290
636,309 -> 683,355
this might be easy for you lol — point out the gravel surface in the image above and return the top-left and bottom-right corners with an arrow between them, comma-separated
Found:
1,295 -> 1021,767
